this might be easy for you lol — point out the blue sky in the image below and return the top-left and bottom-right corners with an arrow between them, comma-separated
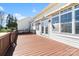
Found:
0,3 -> 49,20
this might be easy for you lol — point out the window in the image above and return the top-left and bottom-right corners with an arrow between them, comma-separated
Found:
52,16 -> 59,32
44,20 -> 48,34
42,26 -> 44,33
41,22 -> 44,33
61,23 -> 72,33
75,22 -> 79,34
61,12 -> 72,33
75,10 -> 79,21
52,16 -> 59,24
75,4 -> 79,9
52,24 -> 59,32
41,20 -> 48,34
60,7 -> 72,13
61,12 -> 72,23
36,23 -> 39,30
75,9 -> 79,34
45,27 -> 48,34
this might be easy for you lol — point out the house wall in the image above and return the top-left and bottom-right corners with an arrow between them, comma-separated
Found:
17,17 -> 32,32
33,3 -> 79,48
34,3 -> 79,35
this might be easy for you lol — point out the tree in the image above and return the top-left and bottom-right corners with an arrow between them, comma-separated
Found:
6,14 -> 17,31
0,11 -> 4,30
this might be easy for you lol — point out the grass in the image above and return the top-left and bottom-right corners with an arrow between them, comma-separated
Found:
0,28 -> 11,32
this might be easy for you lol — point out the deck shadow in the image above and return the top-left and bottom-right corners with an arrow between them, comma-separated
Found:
5,44 -> 16,56
18,32 -> 35,35
5,34 -> 18,56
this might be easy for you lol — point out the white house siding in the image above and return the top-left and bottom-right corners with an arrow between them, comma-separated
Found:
17,17 -> 32,32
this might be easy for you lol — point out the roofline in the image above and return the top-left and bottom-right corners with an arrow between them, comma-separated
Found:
33,3 -> 58,19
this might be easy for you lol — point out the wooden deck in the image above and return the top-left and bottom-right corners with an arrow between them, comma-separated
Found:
6,34 -> 79,56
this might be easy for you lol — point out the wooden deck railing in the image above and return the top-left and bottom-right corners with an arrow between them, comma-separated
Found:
0,31 -> 17,56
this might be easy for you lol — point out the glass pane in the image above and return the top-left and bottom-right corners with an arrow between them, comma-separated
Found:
61,23 -> 72,33
75,10 -> 79,21
52,16 -> 59,24
75,22 -> 79,34
61,12 -> 72,23
52,24 -> 59,32
42,26 -> 44,33
42,20 -> 48,34
60,7 -> 72,13
36,23 -> 39,30
75,4 -> 79,9
45,27 -> 48,34
41,22 -> 44,33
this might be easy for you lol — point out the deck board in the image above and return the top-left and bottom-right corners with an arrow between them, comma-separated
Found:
9,34 -> 79,56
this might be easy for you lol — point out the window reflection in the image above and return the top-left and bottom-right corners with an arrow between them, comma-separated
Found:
61,12 -> 72,23
75,21 -> 79,34
61,23 -> 72,33
52,15 -> 59,32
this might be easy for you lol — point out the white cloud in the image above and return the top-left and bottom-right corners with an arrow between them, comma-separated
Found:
4,14 -> 8,19
2,14 -> 8,27
13,13 -> 26,20
32,9 -> 37,13
0,6 -> 4,11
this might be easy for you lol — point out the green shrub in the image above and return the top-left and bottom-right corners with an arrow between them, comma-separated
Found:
0,28 -> 11,32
